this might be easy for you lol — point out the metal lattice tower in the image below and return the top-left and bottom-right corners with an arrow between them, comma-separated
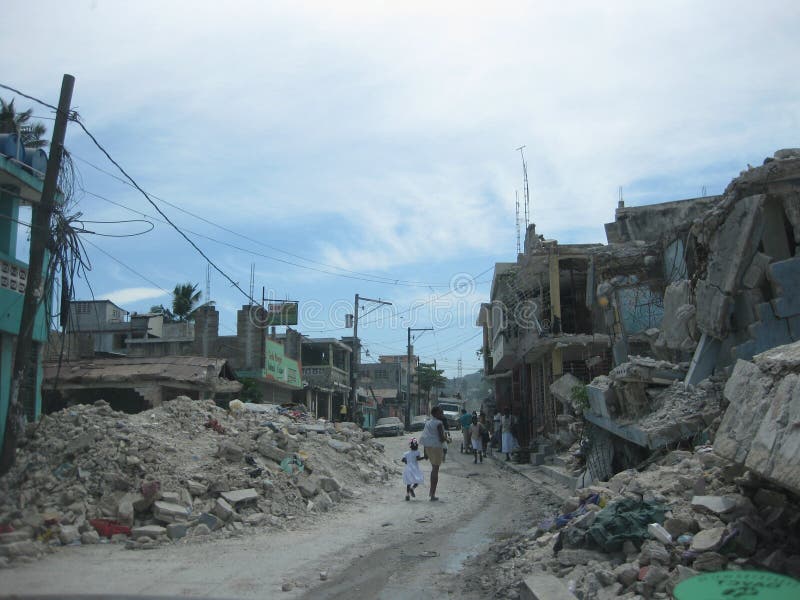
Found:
515,190 -> 521,254
517,146 -> 530,227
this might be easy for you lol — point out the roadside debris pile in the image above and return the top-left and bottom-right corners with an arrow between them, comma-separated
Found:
0,397 -> 395,565
469,447 -> 800,599
469,341 -> 800,599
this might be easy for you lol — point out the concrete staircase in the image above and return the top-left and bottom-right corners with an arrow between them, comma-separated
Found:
529,443 -> 580,492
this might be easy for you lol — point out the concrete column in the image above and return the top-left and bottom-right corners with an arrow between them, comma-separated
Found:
548,252 -> 561,331
0,334 -> 12,450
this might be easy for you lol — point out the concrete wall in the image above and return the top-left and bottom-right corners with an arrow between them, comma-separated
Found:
715,340 -> 800,496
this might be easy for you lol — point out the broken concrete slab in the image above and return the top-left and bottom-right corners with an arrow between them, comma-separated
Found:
690,527 -> 726,553
550,373 -> 583,411
152,501 -> 191,524
521,573 -> 575,600
131,525 -> 166,540
166,523 -> 188,540
327,439 -> 353,453
257,438 -> 288,463
587,376 -> 614,418
220,488 -> 259,505
743,252 -> 772,289
691,496 -> 738,515
657,280 -> 698,352
212,498 -> 234,521
716,340 -> 800,495
769,257 -> 800,318
715,359 -> 773,463
685,333 -> 723,386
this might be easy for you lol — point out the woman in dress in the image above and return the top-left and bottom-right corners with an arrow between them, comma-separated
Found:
501,406 -> 519,461
401,438 -> 426,500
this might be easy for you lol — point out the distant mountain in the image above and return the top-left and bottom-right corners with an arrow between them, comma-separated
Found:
440,370 -> 490,412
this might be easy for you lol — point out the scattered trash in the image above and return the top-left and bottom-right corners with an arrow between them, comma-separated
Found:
204,417 -> 225,434
89,518 -> 132,538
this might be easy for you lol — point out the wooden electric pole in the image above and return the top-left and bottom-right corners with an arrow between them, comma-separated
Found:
1,74 -> 74,474
349,294 -> 391,420
406,326 -> 432,428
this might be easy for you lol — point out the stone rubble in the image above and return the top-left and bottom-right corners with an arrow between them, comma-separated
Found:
0,396 -> 397,565
465,443 -> 800,599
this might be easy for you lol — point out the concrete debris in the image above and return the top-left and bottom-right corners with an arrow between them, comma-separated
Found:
715,340 -> 800,495
465,442 -> 800,599
0,396 -> 397,564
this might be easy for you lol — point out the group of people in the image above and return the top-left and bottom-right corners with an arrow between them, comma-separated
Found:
401,405 -> 520,502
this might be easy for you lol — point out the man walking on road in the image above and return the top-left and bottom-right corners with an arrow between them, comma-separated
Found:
420,405 -> 447,501
459,408 -> 473,454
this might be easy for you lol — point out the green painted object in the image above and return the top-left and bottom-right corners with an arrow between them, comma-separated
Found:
674,571 -> 799,599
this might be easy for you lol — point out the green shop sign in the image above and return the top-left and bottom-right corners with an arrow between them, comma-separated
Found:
266,340 -> 302,389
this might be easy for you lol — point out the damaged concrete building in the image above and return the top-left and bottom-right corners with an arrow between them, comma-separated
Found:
478,149 -> 800,490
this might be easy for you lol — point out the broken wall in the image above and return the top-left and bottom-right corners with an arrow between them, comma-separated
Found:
715,340 -> 800,496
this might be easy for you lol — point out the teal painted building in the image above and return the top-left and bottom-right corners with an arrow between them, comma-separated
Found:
0,154 -> 50,449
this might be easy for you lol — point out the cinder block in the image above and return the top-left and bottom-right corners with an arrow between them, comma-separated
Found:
530,452 -> 546,466
520,573 -> 576,600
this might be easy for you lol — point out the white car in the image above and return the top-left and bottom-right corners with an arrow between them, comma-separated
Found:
374,417 -> 404,437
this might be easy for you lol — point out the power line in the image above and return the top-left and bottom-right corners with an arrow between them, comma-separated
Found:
0,82 -> 259,305
70,118 -> 261,305
70,153 -> 452,288
82,238 -> 171,295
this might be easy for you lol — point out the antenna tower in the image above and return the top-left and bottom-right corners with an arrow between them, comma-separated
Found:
457,357 -> 463,380
248,263 -> 255,305
515,190 -> 521,254
517,146 -> 530,227
701,185 -> 707,197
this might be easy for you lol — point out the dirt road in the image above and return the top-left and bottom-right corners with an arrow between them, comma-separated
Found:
1,435 -> 561,598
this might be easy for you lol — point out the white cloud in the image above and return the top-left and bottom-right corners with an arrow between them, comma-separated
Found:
102,287 -> 168,306
3,0 -> 798,366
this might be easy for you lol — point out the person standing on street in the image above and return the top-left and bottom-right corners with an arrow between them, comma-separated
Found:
420,405 -> 447,501
501,406 -> 519,462
459,408 -> 473,454
492,410 -> 502,451
469,415 -> 484,463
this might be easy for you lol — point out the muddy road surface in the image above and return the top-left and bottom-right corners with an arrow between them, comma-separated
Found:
2,435 -> 561,599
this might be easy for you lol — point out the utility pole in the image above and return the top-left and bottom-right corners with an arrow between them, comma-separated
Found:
1,74 -> 74,474
406,326 -> 433,428
349,294 -> 391,419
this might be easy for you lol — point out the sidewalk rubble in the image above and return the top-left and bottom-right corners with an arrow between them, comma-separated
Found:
467,445 -> 800,599
0,396 -> 397,565
466,341 -> 800,599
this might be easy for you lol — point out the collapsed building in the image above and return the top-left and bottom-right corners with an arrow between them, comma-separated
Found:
478,149 -> 800,490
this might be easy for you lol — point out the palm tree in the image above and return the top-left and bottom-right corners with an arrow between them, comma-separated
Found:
0,98 -> 48,148
172,283 -> 201,322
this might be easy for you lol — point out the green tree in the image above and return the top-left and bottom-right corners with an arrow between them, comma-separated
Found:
0,98 -> 48,148
416,363 -> 447,396
172,282 -> 201,322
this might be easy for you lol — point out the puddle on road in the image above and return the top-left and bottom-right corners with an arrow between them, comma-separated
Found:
440,517 -> 493,573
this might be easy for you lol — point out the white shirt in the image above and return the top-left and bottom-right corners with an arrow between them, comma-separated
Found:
420,417 -> 444,448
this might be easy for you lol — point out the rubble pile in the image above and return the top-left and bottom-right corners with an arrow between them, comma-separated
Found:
0,397 -> 395,565
468,446 -> 800,599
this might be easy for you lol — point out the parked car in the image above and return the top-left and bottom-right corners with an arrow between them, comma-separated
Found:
374,417 -> 404,437
408,415 -> 429,432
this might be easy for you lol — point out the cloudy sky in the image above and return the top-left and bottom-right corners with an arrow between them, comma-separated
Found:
1,0 -> 798,375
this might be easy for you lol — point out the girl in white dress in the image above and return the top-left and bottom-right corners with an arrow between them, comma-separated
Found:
402,438 -> 426,501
